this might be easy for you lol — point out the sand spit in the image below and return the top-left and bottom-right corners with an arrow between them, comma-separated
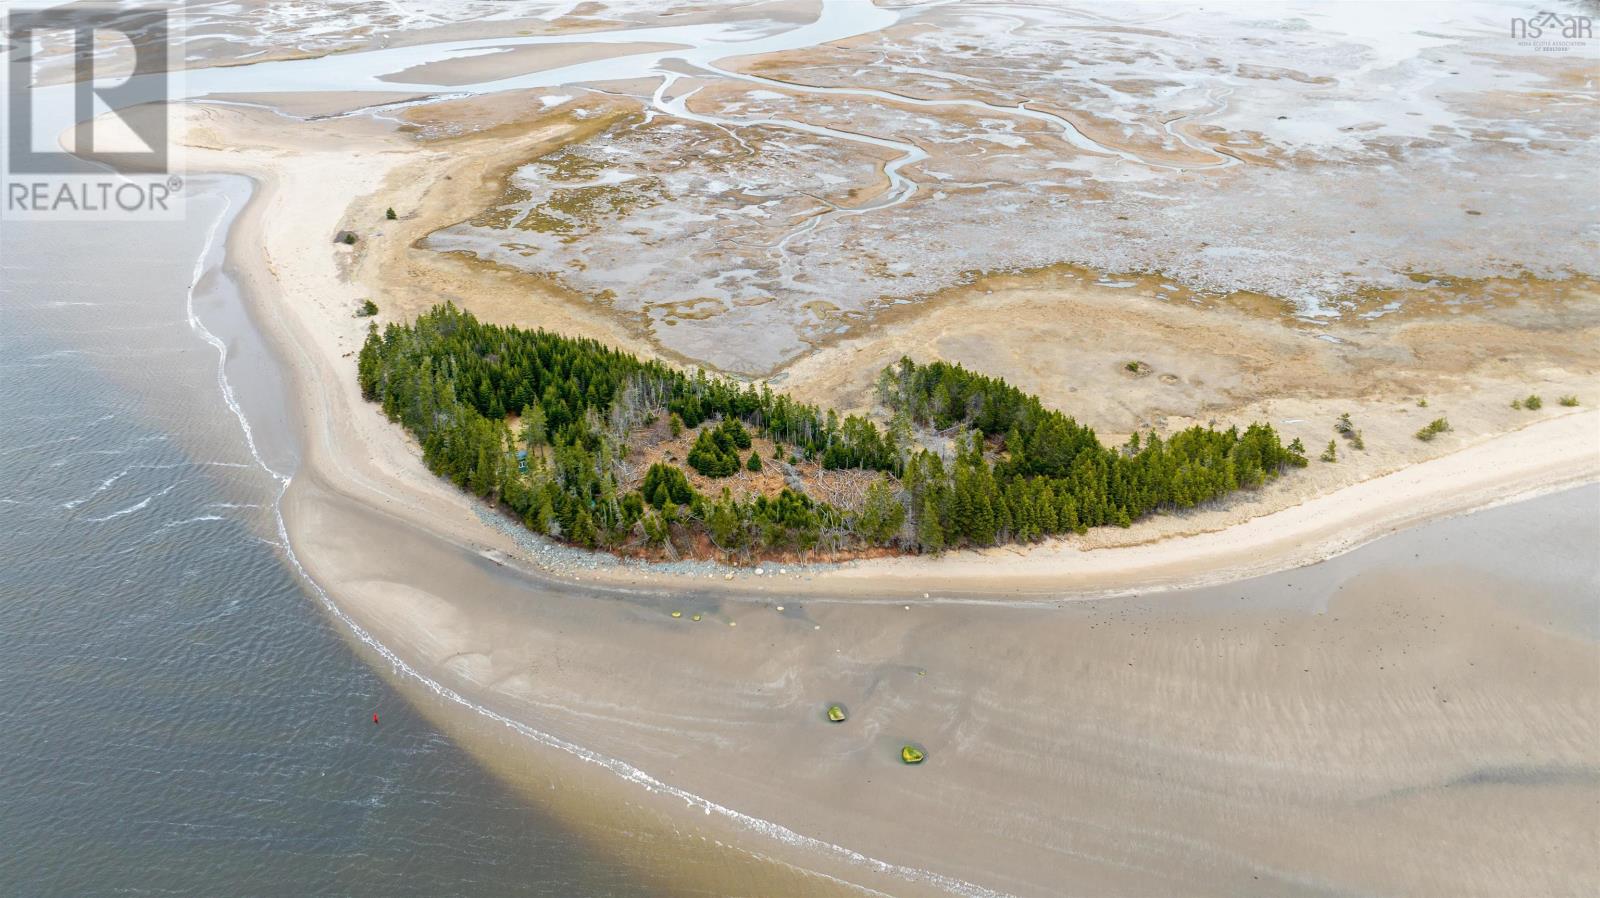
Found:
173,92 -> 1600,603
187,103 -> 995,898
167,93 -> 1600,896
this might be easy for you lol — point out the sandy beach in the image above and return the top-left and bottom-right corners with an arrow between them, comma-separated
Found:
175,99 -> 1600,595
21,0 -> 1597,891
154,91 -> 1600,896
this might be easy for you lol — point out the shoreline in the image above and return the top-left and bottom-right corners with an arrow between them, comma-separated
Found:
179,99 -> 1599,896
464,406 -> 1599,604
192,96 -> 1597,600
814,408 -> 1600,598
199,110 -> 1008,898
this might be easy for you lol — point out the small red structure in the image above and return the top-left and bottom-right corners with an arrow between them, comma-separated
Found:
372,713 -> 379,725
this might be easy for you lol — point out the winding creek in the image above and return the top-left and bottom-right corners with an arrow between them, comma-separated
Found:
11,3 -> 1598,896
40,0 -> 1231,269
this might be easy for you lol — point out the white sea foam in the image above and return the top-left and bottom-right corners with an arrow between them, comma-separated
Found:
85,496 -> 152,523
163,514 -> 227,528
63,468 -> 130,509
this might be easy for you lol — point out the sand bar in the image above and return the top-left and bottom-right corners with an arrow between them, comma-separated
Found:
163,97 -> 1600,896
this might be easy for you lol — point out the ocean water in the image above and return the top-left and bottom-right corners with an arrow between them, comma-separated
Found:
0,179 -> 650,897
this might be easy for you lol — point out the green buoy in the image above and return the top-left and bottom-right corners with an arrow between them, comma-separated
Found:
826,704 -> 847,723
901,745 -> 925,765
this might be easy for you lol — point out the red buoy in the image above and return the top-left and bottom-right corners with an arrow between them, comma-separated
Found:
372,713 -> 379,725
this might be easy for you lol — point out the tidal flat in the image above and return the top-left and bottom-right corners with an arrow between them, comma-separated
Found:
18,1 -> 1598,895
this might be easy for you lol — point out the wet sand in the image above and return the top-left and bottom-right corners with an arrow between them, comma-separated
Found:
377,42 -> 691,87
294,461 -> 1600,897
144,52 -> 1600,895
181,105 -> 925,896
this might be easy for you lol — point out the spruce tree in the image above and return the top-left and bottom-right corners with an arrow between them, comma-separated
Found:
709,493 -> 741,549
859,477 -> 906,546
570,509 -> 598,548
918,495 -> 945,553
